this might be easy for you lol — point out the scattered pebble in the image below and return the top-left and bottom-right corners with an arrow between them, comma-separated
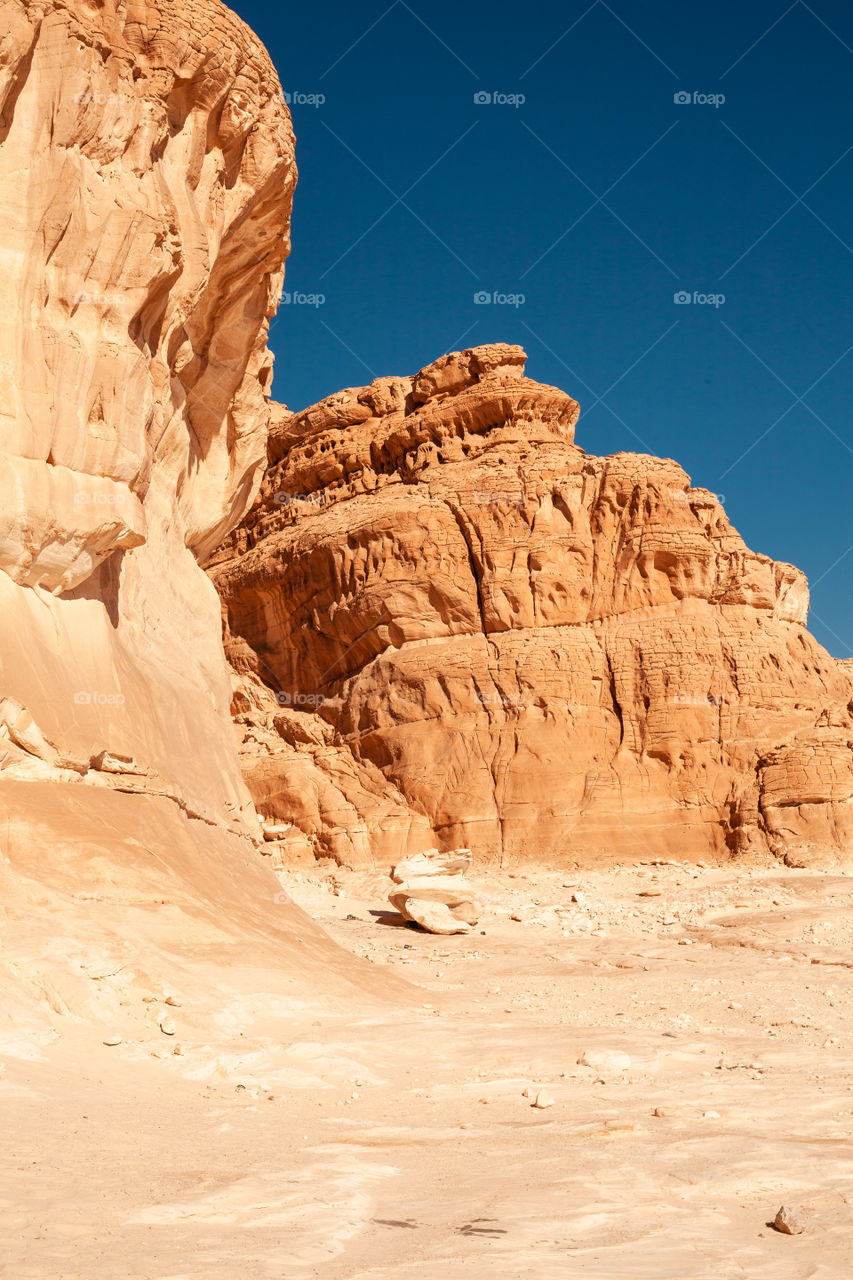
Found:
774,1205 -> 806,1235
532,1091 -> 554,1110
702,1110 -> 720,1120
103,1036 -> 123,1047
159,1016 -> 176,1036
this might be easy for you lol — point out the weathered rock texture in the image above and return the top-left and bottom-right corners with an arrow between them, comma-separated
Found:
389,849 -> 482,934
0,0 -> 295,831
0,2 -> 385,1029
211,345 -> 853,869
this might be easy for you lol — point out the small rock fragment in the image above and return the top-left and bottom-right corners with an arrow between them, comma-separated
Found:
396,898 -> 471,934
532,1091 -> 554,1109
103,1036 -> 123,1047
159,1016 -> 176,1036
774,1206 -> 806,1235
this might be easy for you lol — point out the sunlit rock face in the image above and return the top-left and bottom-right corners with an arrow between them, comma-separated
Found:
212,344 -> 853,868
0,0 -> 296,828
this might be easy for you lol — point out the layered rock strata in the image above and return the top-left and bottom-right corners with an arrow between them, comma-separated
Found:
388,849 -> 483,934
0,2 -> 387,1030
211,345 -> 853,868
0,0 -> 295,829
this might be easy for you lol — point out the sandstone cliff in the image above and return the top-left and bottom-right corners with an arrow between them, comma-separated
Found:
211,345 -> 853,869
0,0 -> 294,826
0,1 -> 379,1034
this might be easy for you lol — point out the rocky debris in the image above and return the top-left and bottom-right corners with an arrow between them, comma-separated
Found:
211,344 -> 853,868
532,1091 -> 555,1110
158,1017 -> 176,1037
774,1206 -> 807,1235
388,849 -> 483,934
231,683 -> 435,869
262,821 -> 297,842
90,752 -> 140,776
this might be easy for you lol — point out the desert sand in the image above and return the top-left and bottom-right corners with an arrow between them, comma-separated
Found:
3,850 -> 852,1278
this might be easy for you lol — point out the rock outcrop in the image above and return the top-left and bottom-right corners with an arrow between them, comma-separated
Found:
0,1 -> 388,1031
0,0 -> 295,829
211,345 -> 853,869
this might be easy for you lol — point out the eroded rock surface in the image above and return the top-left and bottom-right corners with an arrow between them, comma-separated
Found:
388,848 -> 482,933
0,0 -> 295,831
0,2 -> 385,1031
211,345 -> 853,868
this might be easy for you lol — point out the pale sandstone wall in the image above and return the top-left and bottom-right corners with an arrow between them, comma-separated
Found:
0,0 -> 295,830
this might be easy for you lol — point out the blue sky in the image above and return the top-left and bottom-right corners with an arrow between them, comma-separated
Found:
230,0 -> 853,656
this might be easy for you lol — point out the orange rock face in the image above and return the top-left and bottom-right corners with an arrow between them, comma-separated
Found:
211,345 -> 853,868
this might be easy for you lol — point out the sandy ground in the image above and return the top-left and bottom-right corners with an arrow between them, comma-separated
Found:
2,855 -> 853,1279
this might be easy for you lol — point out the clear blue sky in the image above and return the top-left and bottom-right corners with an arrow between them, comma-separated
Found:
230,0 -> 853,656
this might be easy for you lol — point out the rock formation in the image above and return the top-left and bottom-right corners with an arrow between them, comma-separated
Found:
0,0 -> 297,830
388,849 -> 483,935
211,345 -> 853,869
0,0 -> 378,1029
